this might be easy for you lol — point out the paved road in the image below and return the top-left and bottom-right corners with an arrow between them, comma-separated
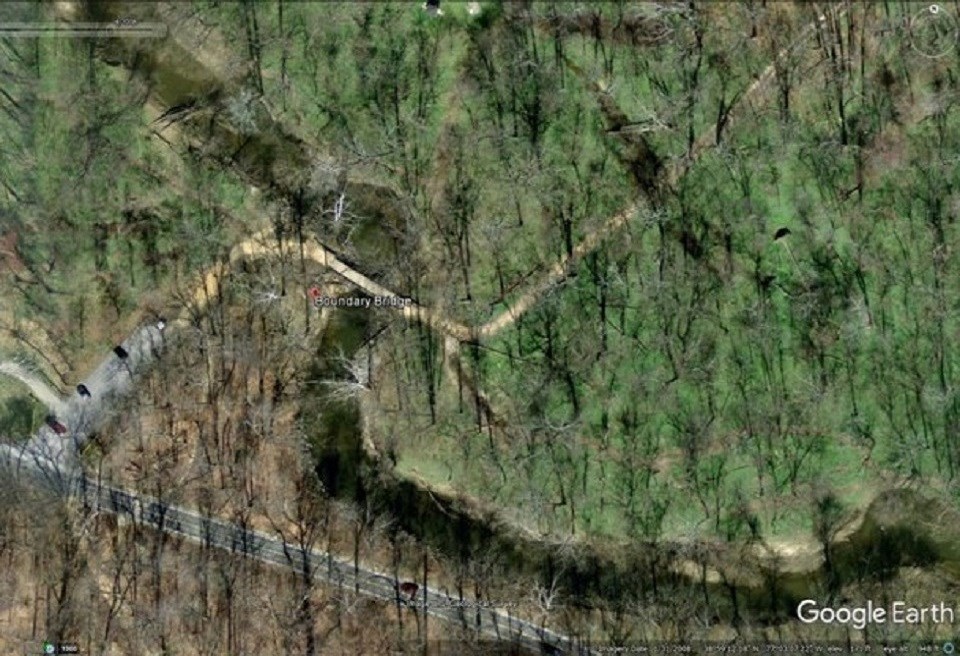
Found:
0,12 -> 831,644
0,445 -> 587,655
0,321 -> 589,655
3,323 -> 165,481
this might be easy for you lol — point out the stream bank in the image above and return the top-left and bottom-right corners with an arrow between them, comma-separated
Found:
73,0 -> 960,638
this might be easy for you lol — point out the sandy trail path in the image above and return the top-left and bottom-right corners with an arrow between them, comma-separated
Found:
0,360 -> 66,416
474,7 -> 823,339
0,5 -> 831,422
179,229 -> 474,341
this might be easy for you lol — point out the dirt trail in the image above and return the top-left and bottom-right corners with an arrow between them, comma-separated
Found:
490,6 -> 830,336
178,229 -> 474,342
666,7 -> 830,186
0,5 -> 834,426
0,360 -> 66,415
130,7 -> 828,355
165,8 -> 830,445
0,316 -> 71,384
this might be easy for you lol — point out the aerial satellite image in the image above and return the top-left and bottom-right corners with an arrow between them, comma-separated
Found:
0,2 -> 959,654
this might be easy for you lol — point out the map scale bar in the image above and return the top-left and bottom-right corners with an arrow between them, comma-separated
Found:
0,22 -> 167,38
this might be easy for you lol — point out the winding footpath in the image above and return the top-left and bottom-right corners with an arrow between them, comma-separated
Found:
0,10 -> 837,651
195,230 -> 473,340
447,5 -> 832,349
0,314 -> 71,385
0,360 -> 66,416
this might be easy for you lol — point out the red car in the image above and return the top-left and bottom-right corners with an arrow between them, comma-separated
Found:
45,415 -> 67,435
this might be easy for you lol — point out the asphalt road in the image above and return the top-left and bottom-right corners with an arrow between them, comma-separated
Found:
0,321 -> 590,655
89,478 -> 584,654
3,323 -> 164,484
0,449 -> 586,654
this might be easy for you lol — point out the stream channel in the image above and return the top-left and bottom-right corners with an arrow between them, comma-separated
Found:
80,0 -> 960,637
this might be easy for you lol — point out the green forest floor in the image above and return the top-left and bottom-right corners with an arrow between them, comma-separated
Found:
3,2 -> 959,553
359,3 -> 960,546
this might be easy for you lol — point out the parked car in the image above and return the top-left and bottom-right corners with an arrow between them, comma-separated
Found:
76,383 -> 91,398
156,317 -> 166,331
45,415 -> 67,435
113,345 -> 129,359
397,581 -> 419,603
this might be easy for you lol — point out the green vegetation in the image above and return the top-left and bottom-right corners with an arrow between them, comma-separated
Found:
0,4 -> 256,372
357,2 -> 960,546
3,0 -> 958,551
3,1 -> 960,650
0,382 -> 43,440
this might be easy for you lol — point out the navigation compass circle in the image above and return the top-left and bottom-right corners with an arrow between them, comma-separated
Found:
910,4 -> 958,58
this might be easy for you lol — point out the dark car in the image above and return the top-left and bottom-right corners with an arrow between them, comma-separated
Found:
76,383 -> 91,398
539,642 -> 565,656
397,581 -> 419,603
45,415 -> 67,435
113,345 -> 129,359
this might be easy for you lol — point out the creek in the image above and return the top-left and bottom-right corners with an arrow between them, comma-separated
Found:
79,0 -> 960,636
